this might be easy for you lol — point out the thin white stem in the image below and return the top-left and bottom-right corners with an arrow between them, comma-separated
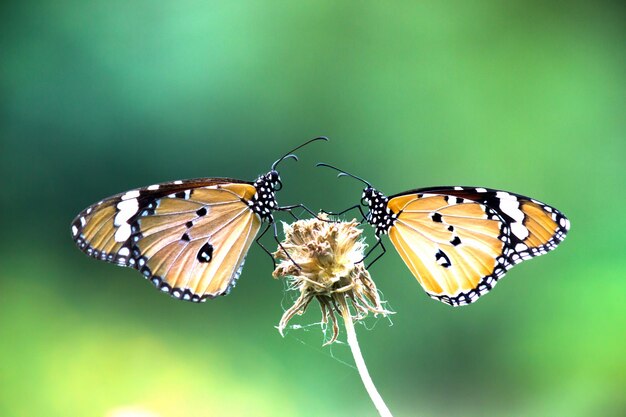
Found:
338,297 -> 393,417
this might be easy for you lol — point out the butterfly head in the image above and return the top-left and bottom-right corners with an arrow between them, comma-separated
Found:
361,186 -> 379,206
267,169 -> 282,190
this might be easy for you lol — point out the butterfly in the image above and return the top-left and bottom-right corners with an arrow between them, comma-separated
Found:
317,164 -> 570,306
71,137 -> 327,303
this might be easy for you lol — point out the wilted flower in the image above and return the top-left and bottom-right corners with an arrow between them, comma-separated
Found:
273,215 -> 391,345
273,214 -> 395,416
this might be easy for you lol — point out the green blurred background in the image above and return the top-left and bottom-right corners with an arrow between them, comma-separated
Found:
1,1 -> 624,416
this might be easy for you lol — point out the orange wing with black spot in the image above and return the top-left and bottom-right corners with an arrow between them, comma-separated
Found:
387,187 -> 569,306
71,178 -> 262,302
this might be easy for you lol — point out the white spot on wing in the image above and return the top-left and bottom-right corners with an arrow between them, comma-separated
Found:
114,198 -> 139,227
114,224 -> 132,242
499,199 -> 524,222
118,247 -> 130,257
174,180 -> 183,185
122,190 -> 140,200
147,184 -> 160,190
71,225 -> 78,236
511,223 -> 529,240
515,243 -> 528,252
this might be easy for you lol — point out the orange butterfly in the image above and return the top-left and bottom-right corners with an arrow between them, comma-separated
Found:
71,138 -> 327,302
318,164 -> 570,306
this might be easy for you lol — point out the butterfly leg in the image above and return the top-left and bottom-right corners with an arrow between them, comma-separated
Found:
365,240 -> 386,269
255,222 -> 301,269
255,223 -> 278,269
356,237 -> 386,269
321,205 -> 367,223
272,221 -> 302,269
278,204 -> 331,222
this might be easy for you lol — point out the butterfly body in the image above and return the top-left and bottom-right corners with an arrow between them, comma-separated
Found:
355,182 -> 570,306
71,171 -> 285,302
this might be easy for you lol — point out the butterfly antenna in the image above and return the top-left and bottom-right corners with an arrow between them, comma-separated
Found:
272,136 -> 329,170
315,163 -> 372,188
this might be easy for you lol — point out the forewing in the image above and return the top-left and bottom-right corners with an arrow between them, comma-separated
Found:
387,187 -> 569,306
71,178 -> 261,302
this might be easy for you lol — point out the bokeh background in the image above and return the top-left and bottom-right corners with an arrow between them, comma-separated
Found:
1,1 -> 624,416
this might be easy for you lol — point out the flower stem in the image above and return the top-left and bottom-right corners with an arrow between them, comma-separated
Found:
338,297 -> 393,417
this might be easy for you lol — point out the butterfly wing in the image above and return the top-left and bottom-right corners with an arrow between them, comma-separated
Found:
71,178 -> 262,302
386,187 -> 569,306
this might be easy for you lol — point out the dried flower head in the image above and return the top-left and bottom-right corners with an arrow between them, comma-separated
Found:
273,215 -> 392,345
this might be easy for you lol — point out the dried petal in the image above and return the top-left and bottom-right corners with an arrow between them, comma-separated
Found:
273,215 -> 392,344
